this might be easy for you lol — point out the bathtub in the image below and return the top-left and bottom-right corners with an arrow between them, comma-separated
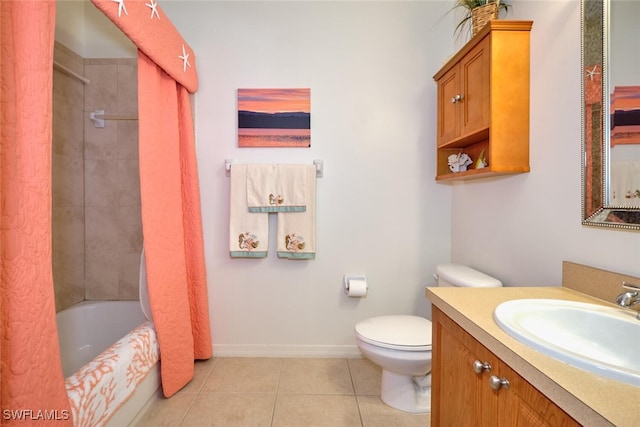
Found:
57,301 -> 160,427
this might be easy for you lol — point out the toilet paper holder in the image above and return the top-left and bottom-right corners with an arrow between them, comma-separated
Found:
344,275 -> 367,296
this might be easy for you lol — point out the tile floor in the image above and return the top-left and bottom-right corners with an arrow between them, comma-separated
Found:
135,357 -> 430,427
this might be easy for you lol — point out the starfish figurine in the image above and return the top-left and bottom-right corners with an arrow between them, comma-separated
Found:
111,0 -> 128,18
179,44 -> 191,73
145,0 -> 160,20
586,64 -> 600,81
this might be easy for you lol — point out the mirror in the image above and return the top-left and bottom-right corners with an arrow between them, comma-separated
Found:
582,0 -> 640,230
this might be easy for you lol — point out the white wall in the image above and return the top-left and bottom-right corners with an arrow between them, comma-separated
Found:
450,0 -> 640,285
74,0 -> 640,355
56,0 -> 136,58
161,1 -> 454,356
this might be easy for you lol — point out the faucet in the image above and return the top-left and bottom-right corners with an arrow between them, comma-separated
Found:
615,282 -> 640,320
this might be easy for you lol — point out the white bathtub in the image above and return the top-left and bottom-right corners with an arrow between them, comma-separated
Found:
56,301 -> 160,426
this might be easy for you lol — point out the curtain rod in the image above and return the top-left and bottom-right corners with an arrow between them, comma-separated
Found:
53,61 -> 90,84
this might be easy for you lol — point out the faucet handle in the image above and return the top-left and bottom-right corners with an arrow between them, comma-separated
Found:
616,292 -> 637,307
621,281 -> 640,292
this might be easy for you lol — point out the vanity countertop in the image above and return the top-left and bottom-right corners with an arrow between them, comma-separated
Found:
425,286 -> 639,427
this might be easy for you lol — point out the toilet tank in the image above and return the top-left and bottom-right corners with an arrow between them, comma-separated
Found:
435,263 -> 502,288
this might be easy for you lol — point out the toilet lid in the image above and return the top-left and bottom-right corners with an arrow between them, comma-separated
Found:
355,315 -> 432,351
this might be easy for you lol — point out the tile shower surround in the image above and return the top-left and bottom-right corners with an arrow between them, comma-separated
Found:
53,42 -> 141,311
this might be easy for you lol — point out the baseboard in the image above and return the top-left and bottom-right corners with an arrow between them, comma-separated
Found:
212,344 -> 362,358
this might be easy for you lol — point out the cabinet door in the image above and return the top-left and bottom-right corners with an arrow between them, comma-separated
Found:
433,309 -> 498,426
460,37 -> 490,136
497,361 -> 581,427
437,64 -> 461,146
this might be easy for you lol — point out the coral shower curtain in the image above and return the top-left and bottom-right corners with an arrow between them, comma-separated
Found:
0,0 -> 73,424
137,51 -> 212,397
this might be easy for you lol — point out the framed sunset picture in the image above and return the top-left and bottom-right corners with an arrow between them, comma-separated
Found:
238,88 -> 311,147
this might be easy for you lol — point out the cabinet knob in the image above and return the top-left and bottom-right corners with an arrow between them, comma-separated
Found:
472,360 -> 492,374
451,94 -> 464,104
489,375 -> 510,391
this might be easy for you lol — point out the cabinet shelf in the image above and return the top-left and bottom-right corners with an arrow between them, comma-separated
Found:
434,20 -> 533,182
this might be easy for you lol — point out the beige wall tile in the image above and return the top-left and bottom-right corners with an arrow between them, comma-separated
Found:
52,43 -> 85,312
84,63 -> 118,113
85,206 -> 118,252
85,118 -> 117,160
117,120 -> 139,160
53,107 -> 84,158
118,158 -> 141,207
85,206 -> 119,300
52,154 -> 84,208
118,252 -> 142,300
52,207 -> 85,309
54,41 -> 84,75
85,250 -> 119,300
85,158 -> 119,207
54,51 -> 140,308
117,61 -> 138,115
53,73 -> 84,115
52,207 -> 85,257
118,206 -> 142,253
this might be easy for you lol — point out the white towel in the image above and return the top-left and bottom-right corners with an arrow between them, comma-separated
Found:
610,160 -> 640,207
229,164 -> 268,258
277,165 -> 316,259
247,164 -> 307,212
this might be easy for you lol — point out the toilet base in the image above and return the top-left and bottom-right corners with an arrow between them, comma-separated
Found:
380,370 -> 431,414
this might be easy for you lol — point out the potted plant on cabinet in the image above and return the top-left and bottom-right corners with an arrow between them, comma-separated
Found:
453,0 -> 511,39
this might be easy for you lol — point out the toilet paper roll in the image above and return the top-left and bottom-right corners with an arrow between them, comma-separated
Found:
347,279 -> 368,297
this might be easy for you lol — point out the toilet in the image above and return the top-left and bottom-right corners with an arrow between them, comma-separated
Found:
354,263 -> 502,413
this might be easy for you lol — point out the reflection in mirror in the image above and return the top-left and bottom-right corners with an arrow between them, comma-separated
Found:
582,0 -> 640,230
608,0 -> 640,208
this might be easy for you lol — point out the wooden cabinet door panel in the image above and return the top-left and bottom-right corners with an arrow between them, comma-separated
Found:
433,308 -> 498,426
437,65 -> 460,146
497,362 -> 580,427
460,38 -> 490,136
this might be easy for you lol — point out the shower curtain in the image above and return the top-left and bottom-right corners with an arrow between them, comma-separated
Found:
0,0 -> 73,424
138,51 -> 212,397
88,0 -> 212,398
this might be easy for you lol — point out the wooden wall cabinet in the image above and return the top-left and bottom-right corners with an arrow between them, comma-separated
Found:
431,307 -> 580,426
433,21 -> 533,181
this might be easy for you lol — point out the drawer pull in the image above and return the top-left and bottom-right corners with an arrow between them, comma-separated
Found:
472,360 -> 492,374
489,375 -> 510,390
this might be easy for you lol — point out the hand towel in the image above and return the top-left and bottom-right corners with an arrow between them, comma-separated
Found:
247,164 -> 307,212
230,164 -> 268,257
277,165 -> 317,259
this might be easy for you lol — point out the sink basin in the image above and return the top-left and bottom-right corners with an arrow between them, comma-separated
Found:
494,299 -> 640,386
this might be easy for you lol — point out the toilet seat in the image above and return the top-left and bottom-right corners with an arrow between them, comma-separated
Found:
355,315 -> 432,351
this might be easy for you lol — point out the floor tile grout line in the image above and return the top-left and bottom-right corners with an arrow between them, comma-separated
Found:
177,358 -> 219,426
347,359 -> 365,427
270,358 -> 285,427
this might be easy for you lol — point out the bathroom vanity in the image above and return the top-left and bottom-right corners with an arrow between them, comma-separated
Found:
426,286 -> 639,426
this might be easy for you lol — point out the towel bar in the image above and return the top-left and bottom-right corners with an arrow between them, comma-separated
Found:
224,159 -> 323,178
89,110 -> 139,128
